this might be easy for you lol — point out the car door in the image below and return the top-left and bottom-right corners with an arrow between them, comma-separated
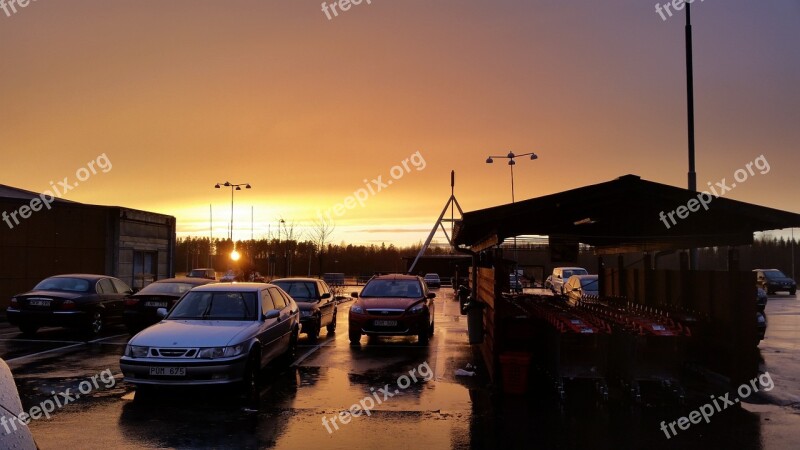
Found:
317,281 -> 334,327
258,289 -> 281,364
268,288 -> 293,352
110,278 -> 133,320
95,278 -> 121,320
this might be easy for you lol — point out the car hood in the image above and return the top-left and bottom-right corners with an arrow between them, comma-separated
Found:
359,297 -> 421,309
16,290 -> 85,300
130,320 -> 257,347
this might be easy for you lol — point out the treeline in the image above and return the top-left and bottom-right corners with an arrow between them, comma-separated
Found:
175,237 -> 455,277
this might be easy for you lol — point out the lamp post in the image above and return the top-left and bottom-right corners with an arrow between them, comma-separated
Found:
214,182 -> 252,241
486,151 -> 539,290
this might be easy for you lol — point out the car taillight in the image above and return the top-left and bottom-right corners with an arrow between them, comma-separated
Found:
124,298 -> 140,306
61,300 -> 76,310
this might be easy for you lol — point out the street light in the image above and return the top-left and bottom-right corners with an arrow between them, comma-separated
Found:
214,181 -> 252,241
485,151 -> 539,290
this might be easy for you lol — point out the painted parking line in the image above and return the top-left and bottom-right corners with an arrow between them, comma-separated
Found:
291,338 -> 337,367
4,333 -> 129,364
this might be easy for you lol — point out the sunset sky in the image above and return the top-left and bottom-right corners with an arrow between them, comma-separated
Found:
2,0 -> 799,246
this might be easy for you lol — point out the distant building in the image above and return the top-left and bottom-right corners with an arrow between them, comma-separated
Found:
0,184 -> 176,310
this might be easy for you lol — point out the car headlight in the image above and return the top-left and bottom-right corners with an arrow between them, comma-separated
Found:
125,345 -> 149,358
300,310 -> 313,318
198,344 -> 247,359
409,303 -> 427,314
350,304 -> 364,314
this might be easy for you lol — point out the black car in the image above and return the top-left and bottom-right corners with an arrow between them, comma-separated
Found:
124,277 -> 216,333
271,278 -> 337,341
754,269 -> 796,295
6,274 -> 133,336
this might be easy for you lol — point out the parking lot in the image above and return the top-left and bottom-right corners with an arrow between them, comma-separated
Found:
2,287 -> 800,449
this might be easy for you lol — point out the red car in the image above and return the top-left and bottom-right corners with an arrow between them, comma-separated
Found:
348,274 -> 435,345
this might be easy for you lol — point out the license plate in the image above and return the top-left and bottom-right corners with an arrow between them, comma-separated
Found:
144,301 -> 168,308
149,367 -> 186,376
374,320 -> 397,327
29,300 -> 51,306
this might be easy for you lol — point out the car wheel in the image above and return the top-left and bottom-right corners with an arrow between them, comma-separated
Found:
308,318 -> 321,342
19,324 -> 39,336
240,350 -> 261,401
284,327 -> 298,363
326,312 -> 337,334
791,288 -> 796,295
87,310 -> 104,336
429,318 -> 435,336
418,326 -> 430,345
349,330 -> 361,345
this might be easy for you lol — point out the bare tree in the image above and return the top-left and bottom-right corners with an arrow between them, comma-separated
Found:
309,218 -> 335,278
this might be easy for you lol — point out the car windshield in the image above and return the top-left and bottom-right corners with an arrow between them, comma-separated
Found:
361,279 -> 423,298
138,282 -> 198,296
188,270 -> 210,277
273,281 -> 317,301
34,277 -> 91,293
425,274 -> 438,279
764,270 -> 788,279
580,278 -> 599,291
563,269 -> 588,278
168,291 -> 257,320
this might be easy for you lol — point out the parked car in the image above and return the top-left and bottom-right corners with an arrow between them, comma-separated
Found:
423,273 -> 441,288
6,274 -> 133,336
272,277 -> 337,341
187,268 -> 216,280
323,273 -> 345,287
549,267 -> 589,295
754,269 -> 796,295
564,274 -> 599,305
349,274 -> 435,345
0,359 -> 38,449
124,277 -> 217,333
544,275 -> 554,291
248,272 -> 266,283
757,287 -> 768,312
120,283 -> 299,395
220,270 -> 238,282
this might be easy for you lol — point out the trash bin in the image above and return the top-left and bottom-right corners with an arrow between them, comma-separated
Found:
466,300 -> 486,344
500,351 -> 532,395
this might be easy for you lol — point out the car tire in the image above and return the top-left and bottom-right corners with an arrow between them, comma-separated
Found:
307,319 -> 321,342
349,330 -> 361,345
326,312 -> 337,334
19,324 -> 39,336
791,288 -> 796,295
240,351 -> 261,401
284,328 -> 298,363
430,318 -> 435,336
134,385 -> 155,402
87,310 -> 104,336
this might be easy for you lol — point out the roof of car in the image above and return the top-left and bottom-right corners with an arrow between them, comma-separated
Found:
49,274 -> 113,281
569,274 -> 597,280
272,277 -> 320,283
191,282 -> 270,292
155,277 -> 217,285
371,274 -> 420,281
556,267 -> 587,271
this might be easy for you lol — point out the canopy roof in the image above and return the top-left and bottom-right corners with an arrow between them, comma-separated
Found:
453,175 -> 800,254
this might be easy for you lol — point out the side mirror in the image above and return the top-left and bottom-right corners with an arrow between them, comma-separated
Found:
321,293 -> 331,300
427,292 -> 436,299
351,292 -> 359,298
263,310 -> 280,320
156,308 -> 168,319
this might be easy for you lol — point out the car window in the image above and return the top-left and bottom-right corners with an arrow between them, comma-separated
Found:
269,288 -> 287,309
34,277 -> 90,292
137,282 -> 196,296
111,278 -> 132,294
169,291 -> 257,320
273,281 -> 316,301
765,270 -> 787,279
261,291 -> 275,313
361,279 -> 423,298
96,279 -> 114,295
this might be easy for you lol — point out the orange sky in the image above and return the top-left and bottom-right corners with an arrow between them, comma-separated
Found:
2,1 -> 799,245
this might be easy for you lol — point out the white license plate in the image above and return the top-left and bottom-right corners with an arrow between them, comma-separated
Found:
29,300 -> 51,306
374,320 -> 397,327
149,367 -> 186,376
144,301 -> 168,308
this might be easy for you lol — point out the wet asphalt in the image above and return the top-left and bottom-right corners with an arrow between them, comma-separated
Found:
1,288 -> 799,449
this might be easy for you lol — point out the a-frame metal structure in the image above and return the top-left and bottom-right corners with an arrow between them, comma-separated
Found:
408,170 -> 463,274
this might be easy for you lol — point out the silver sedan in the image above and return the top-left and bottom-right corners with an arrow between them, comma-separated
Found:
120,283 -> 299,393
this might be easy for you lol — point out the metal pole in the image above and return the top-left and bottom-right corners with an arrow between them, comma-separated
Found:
686,3 -> 698,270
230,186 -> 235,241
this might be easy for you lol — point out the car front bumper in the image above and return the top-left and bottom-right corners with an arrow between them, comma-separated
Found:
6,308 -> 90,328
349,312 -> 430,336
120,354 -> 249,386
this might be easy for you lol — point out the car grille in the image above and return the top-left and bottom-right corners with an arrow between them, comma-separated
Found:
150,348 -> 198,358
365,309 -> 404,317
